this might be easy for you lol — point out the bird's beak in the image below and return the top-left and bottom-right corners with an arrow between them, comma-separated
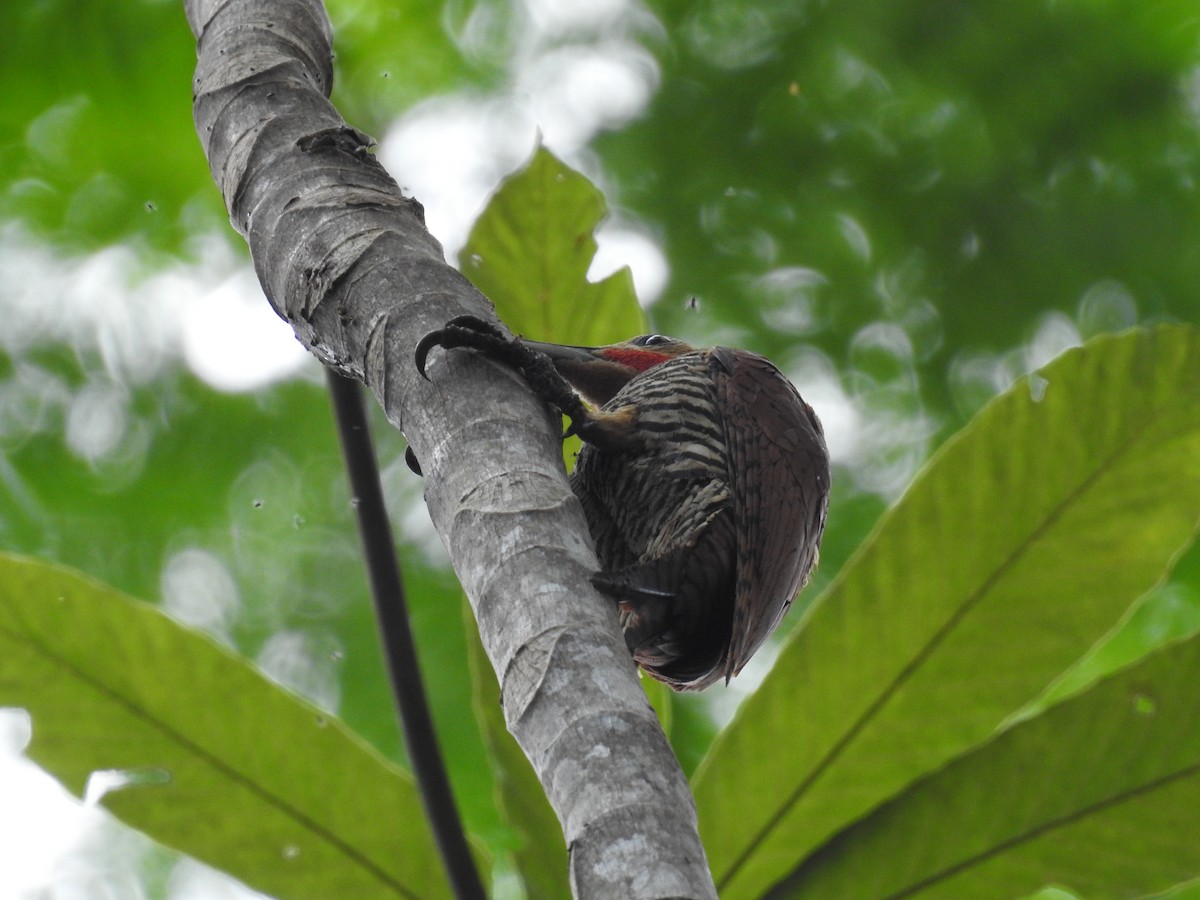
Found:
518,339 -> 630,406
518,339 -> 602,362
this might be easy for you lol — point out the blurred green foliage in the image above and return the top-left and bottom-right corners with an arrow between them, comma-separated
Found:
605,0 -> 1200,390
0,0 -> 496,253
2,0 -> 1200,896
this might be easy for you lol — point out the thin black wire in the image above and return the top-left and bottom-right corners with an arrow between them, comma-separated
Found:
325,369 -> 485,900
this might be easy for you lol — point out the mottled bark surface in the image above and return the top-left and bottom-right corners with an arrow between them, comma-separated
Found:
184,0 -> 716,896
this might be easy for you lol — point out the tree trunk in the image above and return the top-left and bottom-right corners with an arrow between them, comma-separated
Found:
184,0 -> 717,896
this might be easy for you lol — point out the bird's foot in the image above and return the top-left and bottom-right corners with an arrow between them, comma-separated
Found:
416,315 -> 635,448
415,315 -> 527,379
593,570 -> 674,619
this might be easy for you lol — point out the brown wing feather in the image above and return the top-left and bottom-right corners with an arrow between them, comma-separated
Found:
711,348 -> 831,680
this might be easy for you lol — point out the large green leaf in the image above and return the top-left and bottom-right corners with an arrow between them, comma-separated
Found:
460,146 -> 645,345
780,632 -> 1200,898
0,553 -> 475,900
694,324 -> 1200,897
0,356 -> 504,848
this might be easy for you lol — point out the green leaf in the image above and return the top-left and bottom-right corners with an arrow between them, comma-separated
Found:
0,553 -> 474,900
1027,577 -> 1200,716
1156,880 -> 1200,899
780,632 -> 1200,898
460,146 -> 645,345
693,325 -> 1200,898
465,595 -> 569,899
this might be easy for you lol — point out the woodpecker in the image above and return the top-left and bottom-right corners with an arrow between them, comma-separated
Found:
416,316 -> 830,690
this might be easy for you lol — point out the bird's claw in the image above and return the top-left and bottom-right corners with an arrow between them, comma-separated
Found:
404,446 -> 423,476
414,315 -> 627,449
414,315 -> 511,380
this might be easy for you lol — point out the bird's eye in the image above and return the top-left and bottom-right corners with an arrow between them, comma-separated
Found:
638,334 -> 670,347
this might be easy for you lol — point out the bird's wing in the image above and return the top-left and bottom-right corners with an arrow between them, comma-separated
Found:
712,348 -> 831,679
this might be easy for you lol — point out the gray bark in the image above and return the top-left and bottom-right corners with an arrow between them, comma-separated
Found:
184,0 -> 717,896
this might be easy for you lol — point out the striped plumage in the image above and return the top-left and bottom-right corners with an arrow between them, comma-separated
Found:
416,319 -> 831,690
570,351 -> 739,687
